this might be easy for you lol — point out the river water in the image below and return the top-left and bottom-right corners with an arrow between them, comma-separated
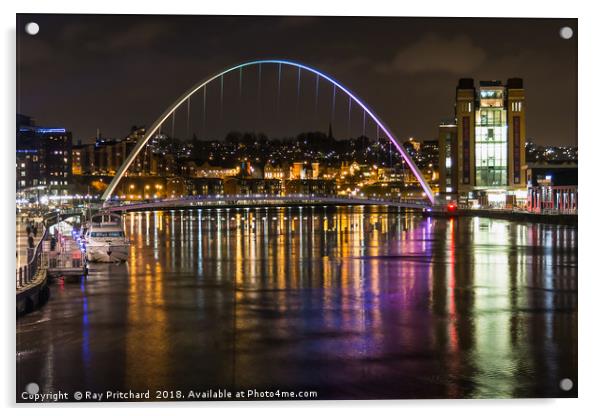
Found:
16,206 -> 577,401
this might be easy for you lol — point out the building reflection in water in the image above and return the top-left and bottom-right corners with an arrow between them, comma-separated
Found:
126,206 -> 575,398
16,205 -> 577,399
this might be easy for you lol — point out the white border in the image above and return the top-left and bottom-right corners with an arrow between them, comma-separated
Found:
2,1 -> 600,415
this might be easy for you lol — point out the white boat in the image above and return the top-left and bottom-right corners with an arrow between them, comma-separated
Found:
85,212 -> 130,263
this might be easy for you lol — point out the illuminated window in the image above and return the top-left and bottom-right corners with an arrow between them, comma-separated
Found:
475,105 -> 508,187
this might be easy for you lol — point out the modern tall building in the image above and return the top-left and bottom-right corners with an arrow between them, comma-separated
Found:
16,114 -> 72,196
438,78 -> 526,205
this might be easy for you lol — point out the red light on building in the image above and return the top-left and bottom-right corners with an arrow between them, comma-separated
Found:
447,202 -> 458,213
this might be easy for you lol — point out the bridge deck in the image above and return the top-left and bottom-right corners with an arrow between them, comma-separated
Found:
104,195 -> 431,212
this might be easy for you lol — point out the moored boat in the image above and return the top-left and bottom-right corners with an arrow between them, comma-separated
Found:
85,212 -> 130,262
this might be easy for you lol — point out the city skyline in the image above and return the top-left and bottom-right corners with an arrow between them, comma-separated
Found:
17,15 -> 577,147
15,13 -> 578,403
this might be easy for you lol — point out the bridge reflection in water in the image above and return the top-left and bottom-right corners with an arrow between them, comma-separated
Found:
16,206 -> 577,400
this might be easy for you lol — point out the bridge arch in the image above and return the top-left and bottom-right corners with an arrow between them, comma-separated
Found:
101,59 -> 435,204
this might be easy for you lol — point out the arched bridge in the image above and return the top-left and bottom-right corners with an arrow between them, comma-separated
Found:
104,195 -> 431,213
101,59 -> 435,206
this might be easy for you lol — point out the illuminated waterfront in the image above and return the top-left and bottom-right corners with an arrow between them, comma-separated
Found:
16,206 -> 577,400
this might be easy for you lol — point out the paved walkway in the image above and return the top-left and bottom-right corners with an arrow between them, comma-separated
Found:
16,215 -> 43,269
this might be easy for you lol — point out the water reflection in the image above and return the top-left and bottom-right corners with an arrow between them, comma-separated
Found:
16,206 -> 577,399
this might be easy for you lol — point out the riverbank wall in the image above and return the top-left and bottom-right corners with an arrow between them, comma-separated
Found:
425,209 -> 577,226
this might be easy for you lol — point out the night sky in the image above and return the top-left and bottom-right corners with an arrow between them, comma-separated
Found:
16,14 -> 577,146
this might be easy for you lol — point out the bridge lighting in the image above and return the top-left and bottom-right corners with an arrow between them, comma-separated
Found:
101,60 -> 434,205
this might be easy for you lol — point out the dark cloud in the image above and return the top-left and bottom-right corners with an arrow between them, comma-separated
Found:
16,36 -> 54,65
105,21 -> 170,50
381,33 -> 487,74
16,15 -> 577,146
276,16 -> 320,29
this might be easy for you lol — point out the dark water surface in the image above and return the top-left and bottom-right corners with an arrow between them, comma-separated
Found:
17,207 -> 577,400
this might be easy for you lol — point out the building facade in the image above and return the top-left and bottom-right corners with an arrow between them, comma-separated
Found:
16,114 -> 72,196
438,120 -> 458,196
525,163 -> 577,214
438,79 -> 526,205
72,128 -> 182,178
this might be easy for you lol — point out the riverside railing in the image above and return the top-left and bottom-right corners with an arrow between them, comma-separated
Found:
16,226 -> 48,290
